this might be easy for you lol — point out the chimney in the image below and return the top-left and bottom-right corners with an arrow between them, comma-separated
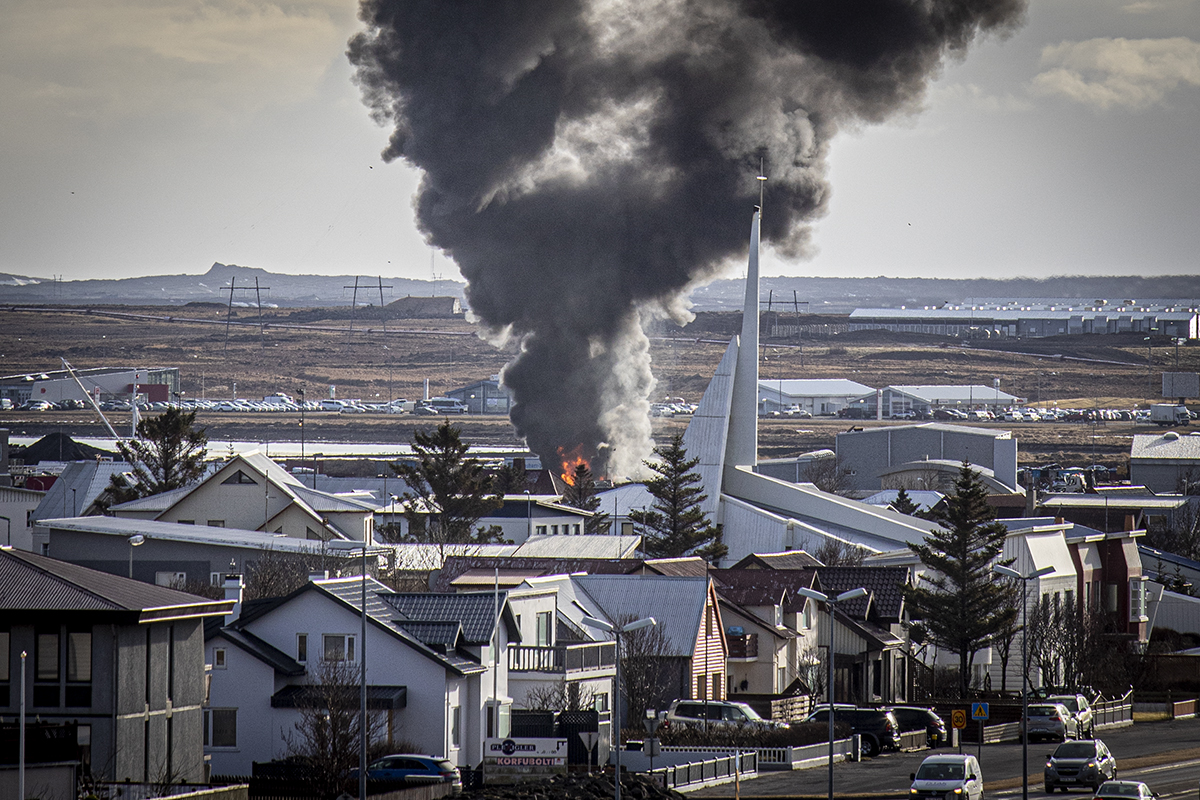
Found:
223,574 -> 244,622
309,570 -> 330,582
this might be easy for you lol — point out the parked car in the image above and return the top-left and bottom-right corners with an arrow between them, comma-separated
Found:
1045,739 -> 1116,792
1092,781 -> 1155,800
1023,703 -> 1074,743
352,754 -> 461,792
665,699 -> 788,731
887,705 -> 948,748
1049,694 -> 1095,738
909,753 -> 983,800
804,707 -> 901,758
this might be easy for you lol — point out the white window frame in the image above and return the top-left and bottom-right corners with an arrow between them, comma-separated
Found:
1129,578 -> 1148,622
213,648 -> 226,669
322,634 -> 356,663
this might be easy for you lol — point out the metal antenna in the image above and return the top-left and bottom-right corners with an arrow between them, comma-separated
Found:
757,157 -> 767,216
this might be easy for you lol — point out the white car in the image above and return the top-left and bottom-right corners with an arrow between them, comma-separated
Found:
910,754 -> 983,800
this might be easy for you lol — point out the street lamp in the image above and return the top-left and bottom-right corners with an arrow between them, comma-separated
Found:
524,490 -> 532,541
127,533 -> 145,579
994,563 -> 1055,800
795,586 -> 868,800
581,615 -> 657,800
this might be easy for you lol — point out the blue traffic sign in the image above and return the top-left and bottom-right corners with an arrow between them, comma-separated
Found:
971,702 -> 989,720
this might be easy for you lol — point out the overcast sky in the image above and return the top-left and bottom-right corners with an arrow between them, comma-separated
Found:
2,0 -> 1197,286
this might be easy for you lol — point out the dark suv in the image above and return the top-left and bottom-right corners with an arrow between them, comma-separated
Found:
804,707 -> 902,757
887,706 -> 948,748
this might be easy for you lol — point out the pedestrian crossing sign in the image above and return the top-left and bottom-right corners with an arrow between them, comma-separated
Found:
971,702 -> 989,720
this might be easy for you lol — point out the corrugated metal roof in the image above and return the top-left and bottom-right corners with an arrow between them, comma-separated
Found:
573,574 -> 707,656
642,557 -> 709,577
682,339 -> 737,521
432,555 -> 638,593
757,379 -> 874,397
38,515 -> 375,553
0,548 -> 230,614
32,461 -> 131,522
731,552 -> 823,570
512,534 -> 641,559
292,485 -> 377,513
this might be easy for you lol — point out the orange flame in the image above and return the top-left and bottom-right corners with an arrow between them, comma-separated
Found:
557,445 -> 589,486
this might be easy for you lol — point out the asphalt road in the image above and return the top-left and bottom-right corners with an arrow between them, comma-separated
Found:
690,719 -> 1200,799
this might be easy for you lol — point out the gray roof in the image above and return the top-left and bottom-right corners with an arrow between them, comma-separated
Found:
292,484 -> 377,513
109,484 -> 194,513
37,515 -> 379,555
0,548 -> 232,618
212,627 -> 305,676
757,379 -> 874,397
815,565 -> 910,621
856,386 -> 1022,405
383,592 -> 507,644
395,620 -> 463,648
32,460 -> 130,522
573,574 -> 707,657
1131,432 -> 1200,461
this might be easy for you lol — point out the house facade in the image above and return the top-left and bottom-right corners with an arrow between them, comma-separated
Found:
0,548 -> 231,784
204,576 -> 516,775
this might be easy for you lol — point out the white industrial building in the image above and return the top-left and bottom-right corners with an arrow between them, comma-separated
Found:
848,304 -> 1198,339
757,378 -> 874,416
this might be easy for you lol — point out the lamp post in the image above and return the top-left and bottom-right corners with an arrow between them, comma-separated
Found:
128,533 -> 145,579
298,388 -> 305,478
796,586 -> 868,800
524,490 -> 532,541
994,564 -> 1055,800
581,615 -> 657,800
360,542 -> 368,800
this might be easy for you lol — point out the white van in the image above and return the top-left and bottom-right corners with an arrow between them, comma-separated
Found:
910,754 -> 983,800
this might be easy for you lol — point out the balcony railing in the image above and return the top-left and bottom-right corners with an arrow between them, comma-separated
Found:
508,642 -> 616,674
726,633 -> 758,660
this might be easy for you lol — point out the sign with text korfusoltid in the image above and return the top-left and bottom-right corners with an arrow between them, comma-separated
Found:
483,738 -> 568,784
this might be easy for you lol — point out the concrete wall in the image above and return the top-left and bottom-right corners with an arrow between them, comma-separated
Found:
836,425 -> 1017,491
1131,460 -> 1198,494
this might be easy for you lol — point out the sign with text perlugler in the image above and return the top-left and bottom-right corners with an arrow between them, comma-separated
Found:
483,738 -> 568,784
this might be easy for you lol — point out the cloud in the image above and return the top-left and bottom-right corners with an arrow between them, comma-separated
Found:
0,0 -> 355,145
1031,36 -> 1200,108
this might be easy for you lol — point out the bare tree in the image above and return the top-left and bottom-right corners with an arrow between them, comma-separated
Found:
615,613 -> 675,735
523,681 -> 596,713
812,538 -> 867,567
283,659 -> 386,799
803,457 -> 853,496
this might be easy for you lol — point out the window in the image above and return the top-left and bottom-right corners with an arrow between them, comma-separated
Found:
777,666 -> 787,693
536,525 -> 548,536
1129,579 -> 1147,621
222,470 -> 258,485
155,572 -> 186,588
207,520 -> 225,528
774,604 -> 783,627
66,630 -> 92,705
0,630 -> 9,707
551,525 -> 559,535
297,634 -> 308,663
536,612 -> 552,646
594,692 -> 609,713
210,572 -> 223,586
323,634 -> 355,662
451,706 -> 461,747
214,648 -> 226,669
178,520 -> 195,525
36,632 -> 59,681
803,601 -> 813,630
204,708 -> 237,748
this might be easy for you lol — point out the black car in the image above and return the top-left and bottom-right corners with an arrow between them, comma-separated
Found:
887,705 -> 947,747
804,707 -> 901,757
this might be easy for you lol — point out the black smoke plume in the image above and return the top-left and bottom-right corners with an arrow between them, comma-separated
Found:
348,0 -> 1025,478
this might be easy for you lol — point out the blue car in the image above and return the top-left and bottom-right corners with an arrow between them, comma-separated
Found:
354,754 -> 461,791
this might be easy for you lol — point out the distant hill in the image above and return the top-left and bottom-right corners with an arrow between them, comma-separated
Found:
0,263 -> 467,308
3,264 -> 1198,313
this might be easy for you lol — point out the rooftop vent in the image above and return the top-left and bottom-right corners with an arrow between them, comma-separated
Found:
1163,431 -> 1181,440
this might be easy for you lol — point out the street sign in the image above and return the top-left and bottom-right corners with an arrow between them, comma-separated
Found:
951,709 -> 967,729
972,702 -> 990,721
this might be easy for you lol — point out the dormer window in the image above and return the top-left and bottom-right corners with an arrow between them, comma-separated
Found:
774,604 -> 783,627
222,470 -> 258,485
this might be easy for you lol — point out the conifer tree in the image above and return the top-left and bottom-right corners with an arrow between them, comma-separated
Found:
904,461 -> 1017,698
890,486 -> 921,516
105,408 -> 209,506
630,434 -> 725,561
391,421 -> 504,545
562,462 -> 610,534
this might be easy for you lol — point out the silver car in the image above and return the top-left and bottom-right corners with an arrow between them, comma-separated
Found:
1023,703 -> 1073,743
1049,694 -> 1095,739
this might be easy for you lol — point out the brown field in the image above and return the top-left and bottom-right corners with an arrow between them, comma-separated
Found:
3,304 -> 1197,475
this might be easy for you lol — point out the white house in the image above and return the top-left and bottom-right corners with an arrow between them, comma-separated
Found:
757,379 -> 874,416
205,575 -> 517,775
112,450 -> 376,542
